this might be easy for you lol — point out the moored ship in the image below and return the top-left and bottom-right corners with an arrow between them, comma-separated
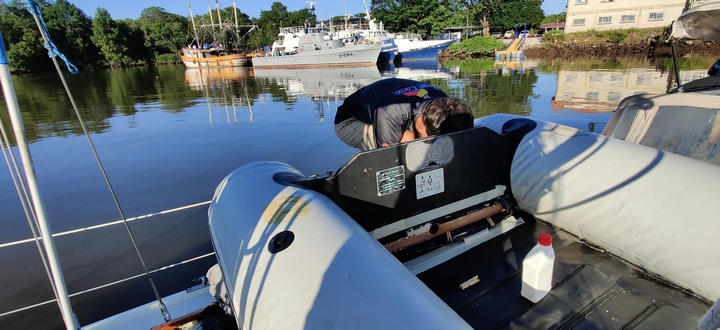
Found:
180,46 -> 247,68
252,31 -> 382,69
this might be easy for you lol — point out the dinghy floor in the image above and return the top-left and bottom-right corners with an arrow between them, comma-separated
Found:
417,218 -> 711,329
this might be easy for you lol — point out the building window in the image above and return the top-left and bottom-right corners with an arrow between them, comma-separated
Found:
649,12 -> 664,21
636,74 -> 650,85
573,18 -> 586,26
608,92 -> 622,103
586,92 -> 599,101
621,15 -> 635,23
575,0 -> 588,4
598,16 -> 612,24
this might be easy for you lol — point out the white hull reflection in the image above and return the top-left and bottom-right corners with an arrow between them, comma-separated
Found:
252,66 -> 382,101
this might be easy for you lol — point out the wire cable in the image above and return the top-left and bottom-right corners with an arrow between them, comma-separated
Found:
22,0 -> 172,321
0,116 -> 62,310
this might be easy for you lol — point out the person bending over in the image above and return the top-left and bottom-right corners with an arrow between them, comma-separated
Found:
334,78 -> 474,151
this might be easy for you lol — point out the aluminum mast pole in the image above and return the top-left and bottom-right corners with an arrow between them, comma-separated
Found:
0,32 -> 79,330
232,0 -> 242,51
215,0 -> 225,48
233,0 -> 239,28
216,0 -> 222,29
188,0 -> 200,46
208,0 -> 216,41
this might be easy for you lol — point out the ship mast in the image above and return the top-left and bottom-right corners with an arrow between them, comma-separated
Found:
188,0 -> 200,47
215,0 -> 224,48
215,0 -> 222,29
208,0 -> 216,42
362,0 -> 377,31
233,0 -> 242,51
0,31 -> 80,330
344,0 -> 348,31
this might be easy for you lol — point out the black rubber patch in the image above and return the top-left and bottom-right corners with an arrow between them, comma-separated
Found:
268,231 -> 294,254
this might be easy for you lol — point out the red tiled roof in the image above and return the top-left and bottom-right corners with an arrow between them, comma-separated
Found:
540,23 -> 565,29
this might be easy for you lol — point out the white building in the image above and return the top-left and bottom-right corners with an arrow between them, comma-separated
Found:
565,0 -> 719,33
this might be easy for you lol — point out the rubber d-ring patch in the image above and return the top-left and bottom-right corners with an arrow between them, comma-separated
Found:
268,231 -> 294,254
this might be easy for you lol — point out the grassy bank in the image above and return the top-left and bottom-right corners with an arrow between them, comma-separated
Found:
541,27 -> 665,46
442,37 -> 506,58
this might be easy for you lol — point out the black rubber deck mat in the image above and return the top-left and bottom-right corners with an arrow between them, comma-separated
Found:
416,219 -> 711,330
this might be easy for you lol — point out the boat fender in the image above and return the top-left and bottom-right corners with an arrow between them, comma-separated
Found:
206,264 -> 233,317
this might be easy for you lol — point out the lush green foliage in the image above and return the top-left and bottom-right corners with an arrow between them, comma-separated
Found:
489,0 -> 543,32
371,0 -> 544,36
43,0 -> 99,67
541,12 -> 566,24
0,1 -> 564,72
542,27 -> 664,46
252,2 -> 316,50
138,7 -> 188,56
541,30 -> 565,43
446,36 -> 505,55
606,30 -> 628,43
154,53 -> 181,63
371,0 -> 461,36
92,8 -> 131,66
1,1 -> 320,72
438,58 -> 538,117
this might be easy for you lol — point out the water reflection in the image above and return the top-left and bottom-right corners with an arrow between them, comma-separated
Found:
1,56 -> 717,328
253,67 -> 381,102
438,59 -> 538,118
184,67 -> 250,91
552,62 -> 710,113
381,60 -> 455,80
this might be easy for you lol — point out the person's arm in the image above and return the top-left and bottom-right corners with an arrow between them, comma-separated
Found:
375,103 -> 411,147
380,130 -> 415,147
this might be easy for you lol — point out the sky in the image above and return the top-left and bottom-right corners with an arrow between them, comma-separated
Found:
69,0 -> 567,20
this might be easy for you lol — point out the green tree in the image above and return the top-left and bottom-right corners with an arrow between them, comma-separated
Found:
462,0 -> 502,36
91,8 -> 131,67
137,7 -> 188,61
441,59 -> 538,117
288,8 -> 316,27
117,19 -> 152,63
42,0 -> 99,68
371,0 -> 459,36
542,12 -> 566,24
0,1 -> 57,72
253,2 -> 290,48
490,0 -> 544,31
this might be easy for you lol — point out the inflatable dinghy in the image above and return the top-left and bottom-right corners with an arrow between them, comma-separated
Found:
206,115 -> 719,329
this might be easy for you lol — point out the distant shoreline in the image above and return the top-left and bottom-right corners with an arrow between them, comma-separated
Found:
440,35 -> 720,60
526,39 -> 720,58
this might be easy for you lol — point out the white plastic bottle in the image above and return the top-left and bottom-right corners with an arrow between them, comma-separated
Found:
521,232 -> 555,303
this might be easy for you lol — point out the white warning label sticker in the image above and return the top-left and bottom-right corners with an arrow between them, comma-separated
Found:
415,168 -> 444,199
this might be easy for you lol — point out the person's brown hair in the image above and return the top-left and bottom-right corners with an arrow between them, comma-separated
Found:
422,98 -> 473,136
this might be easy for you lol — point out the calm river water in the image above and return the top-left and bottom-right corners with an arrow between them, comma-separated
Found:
0,56 -> 714,328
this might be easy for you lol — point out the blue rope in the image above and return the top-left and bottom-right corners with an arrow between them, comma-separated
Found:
22,0 -> 78,74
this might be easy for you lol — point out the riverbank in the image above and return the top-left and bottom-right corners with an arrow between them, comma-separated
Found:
526,39 -> 720,58
441,27 -> 720,59
439,37 -> 506,59
527,28 -> 720,58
